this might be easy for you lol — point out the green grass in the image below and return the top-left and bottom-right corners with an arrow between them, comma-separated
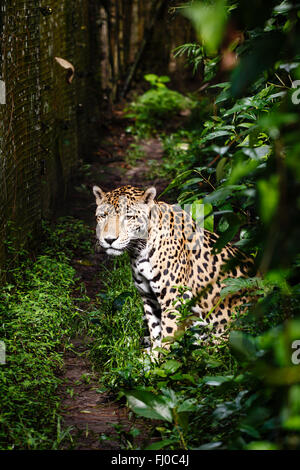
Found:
87,255 -> 146,390
125,141 -> 146,168
0,218 -> 92,449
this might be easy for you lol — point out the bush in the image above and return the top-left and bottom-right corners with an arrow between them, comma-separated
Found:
126,74 -> 194,134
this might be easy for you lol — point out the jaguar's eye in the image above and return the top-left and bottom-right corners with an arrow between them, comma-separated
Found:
126,214 -> 136,220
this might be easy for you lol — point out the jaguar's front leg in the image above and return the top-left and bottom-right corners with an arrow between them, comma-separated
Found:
141,295 -> 162,355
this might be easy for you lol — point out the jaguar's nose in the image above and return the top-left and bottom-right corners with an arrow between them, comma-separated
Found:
104,236 -> 117,245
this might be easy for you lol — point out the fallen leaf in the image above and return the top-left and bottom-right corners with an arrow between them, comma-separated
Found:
54,57 -> 75,84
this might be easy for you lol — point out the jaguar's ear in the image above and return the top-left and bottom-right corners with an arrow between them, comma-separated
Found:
93,185 -> 106,205
142,187 -> 156,204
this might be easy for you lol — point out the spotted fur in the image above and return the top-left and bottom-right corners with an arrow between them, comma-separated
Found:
93,185 -> 255,353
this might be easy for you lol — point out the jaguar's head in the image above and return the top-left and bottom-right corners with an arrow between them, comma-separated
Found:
93,185 -> 156,256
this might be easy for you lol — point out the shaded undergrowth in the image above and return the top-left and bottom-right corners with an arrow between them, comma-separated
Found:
86,253 -> 300,451
0,219 -> 92,449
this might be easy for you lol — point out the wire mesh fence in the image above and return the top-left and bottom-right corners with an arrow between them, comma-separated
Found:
0,0 -> 97,277
0,0 -> 193,279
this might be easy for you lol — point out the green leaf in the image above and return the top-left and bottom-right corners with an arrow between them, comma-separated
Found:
242,145 -> 270,160
202,375 -> 233,386
183,0 -> 228,55
210,82 -> 230,89
160,388 -> 178,408
220,277 -> 262,297
151,368 -> 167,378
177,398 -> 198,413
257,174 -> 279,224
146,439 -> 175,450
282,416 -> 300,431
223,98 -> 253,116
159,76 -> 171,83
203,185 -> 246,205
180,373 -> 197,384
228,158 -> 258,185
229,331 -> 258,361
213,213 -> 241,251
190,199 -> 214,232
216,157 -> 228,183
206,359 -> 223,369
245,441 -> 278,450
239,423 -> 261,439
202,129 -> 232,141
125,390 -> 173,423
215,89 -> 231,104
162,359 -> 182,374
162,335 -> 176,344
144,74 -> 159,86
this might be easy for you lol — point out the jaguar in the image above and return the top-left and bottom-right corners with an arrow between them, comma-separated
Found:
93,185 -> 255,353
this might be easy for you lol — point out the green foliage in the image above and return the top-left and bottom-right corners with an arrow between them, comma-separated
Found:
125,141 -> 146,167
0,218 -> 90,449
183,0 -> 228,55
0,257 -> 76,449
173,43 -> 204,75
90,0 -> 300,451
42,216 -> 94,258
87,256 -> 146,389
80,251 -> 299,450
125,74 -> 194,135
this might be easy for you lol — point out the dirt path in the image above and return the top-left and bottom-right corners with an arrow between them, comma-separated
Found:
58,106 -> 169,450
